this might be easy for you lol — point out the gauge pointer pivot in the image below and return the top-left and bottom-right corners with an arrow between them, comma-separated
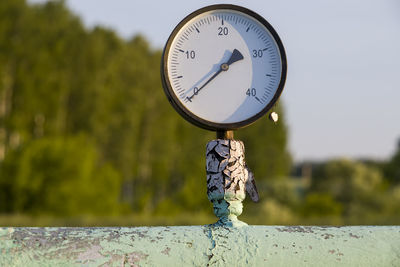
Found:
187,49 -> 244,102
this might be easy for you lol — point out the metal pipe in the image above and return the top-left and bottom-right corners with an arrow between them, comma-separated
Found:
216,130 -> 234,140
1,226 -> 399,266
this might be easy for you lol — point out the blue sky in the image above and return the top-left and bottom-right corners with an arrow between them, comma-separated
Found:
29,0 -> 400,161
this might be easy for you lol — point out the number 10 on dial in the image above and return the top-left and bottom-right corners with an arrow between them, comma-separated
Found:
161,4 -> 287,131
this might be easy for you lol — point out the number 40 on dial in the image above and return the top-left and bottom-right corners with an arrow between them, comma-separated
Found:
161,4 -> 287,131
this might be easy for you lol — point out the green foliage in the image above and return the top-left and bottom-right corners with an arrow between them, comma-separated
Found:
384,145 -> 400,184
0,135 -> 121,215
0,0 -> 290,218
309,158 -> 387,221
236,104 -> 291,180
3,1 -> 398,226
300,193 -> 342,217
311,159 -> 383,203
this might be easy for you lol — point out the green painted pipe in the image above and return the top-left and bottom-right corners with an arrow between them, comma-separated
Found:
1,226 -> 399,266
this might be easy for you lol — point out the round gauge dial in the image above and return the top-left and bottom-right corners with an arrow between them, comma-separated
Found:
161,4 -> 287,131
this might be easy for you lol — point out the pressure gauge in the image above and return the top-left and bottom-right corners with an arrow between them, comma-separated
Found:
161,4 -> 287,131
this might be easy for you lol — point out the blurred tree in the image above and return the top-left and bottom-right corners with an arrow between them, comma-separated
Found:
0,0 -> 28,160
236,104 -> 291,181
310,159 -> 384,217
0,0 -> 85,142
384,140 -> 400,184
300,193 -> 342,217
0,135 -> 121,215
0,0 -> 292,217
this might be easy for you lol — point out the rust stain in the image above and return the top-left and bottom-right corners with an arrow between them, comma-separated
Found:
123,252 -> 149,266
322,233 -> 334,239
328,248 -> 344,258
349,233 -> 361,239
161,247 -> 171,256
276,226 -> 315,233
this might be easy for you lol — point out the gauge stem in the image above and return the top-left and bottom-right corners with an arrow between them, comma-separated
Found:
217,130 -> 234,140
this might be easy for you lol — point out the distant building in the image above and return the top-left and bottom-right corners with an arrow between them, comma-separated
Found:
291,161 -> 321,180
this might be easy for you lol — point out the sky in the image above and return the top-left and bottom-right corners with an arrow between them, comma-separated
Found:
29,0 -> 400,161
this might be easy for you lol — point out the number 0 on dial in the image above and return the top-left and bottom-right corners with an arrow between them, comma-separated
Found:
161,4 -> 287,131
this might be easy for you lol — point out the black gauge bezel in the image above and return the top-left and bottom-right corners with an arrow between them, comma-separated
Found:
161,4 -> 287,131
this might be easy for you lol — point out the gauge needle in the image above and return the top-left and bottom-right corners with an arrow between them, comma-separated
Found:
186,49 -> 244,102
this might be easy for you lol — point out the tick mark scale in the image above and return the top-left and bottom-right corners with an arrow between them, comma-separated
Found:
161,4 -> 287,131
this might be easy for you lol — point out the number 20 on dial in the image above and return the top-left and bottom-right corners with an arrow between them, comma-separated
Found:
161,4 -> 287,131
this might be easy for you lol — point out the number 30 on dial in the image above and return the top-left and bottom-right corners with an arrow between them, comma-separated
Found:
161,4 -> 287,131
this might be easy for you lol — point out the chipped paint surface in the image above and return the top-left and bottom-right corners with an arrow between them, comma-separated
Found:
1,226 -> 400,266
206,139 -> 258,226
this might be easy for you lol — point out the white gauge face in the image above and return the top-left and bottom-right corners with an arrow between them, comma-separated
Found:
162,5 -> 286,130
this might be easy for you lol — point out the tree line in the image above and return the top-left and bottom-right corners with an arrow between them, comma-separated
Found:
0,0 -> 290,219
1,0 -> 399,225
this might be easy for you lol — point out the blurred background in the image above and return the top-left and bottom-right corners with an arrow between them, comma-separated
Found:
0,0 -> 399,226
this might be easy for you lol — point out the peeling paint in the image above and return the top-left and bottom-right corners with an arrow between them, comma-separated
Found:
349,233 -> 362,239
77,245 -> 103,263
206,139 -> 258,227
161,247 -> 171,256
275,226 -> 315,233
322,233 -> 334,239
0,226 -> 399,266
